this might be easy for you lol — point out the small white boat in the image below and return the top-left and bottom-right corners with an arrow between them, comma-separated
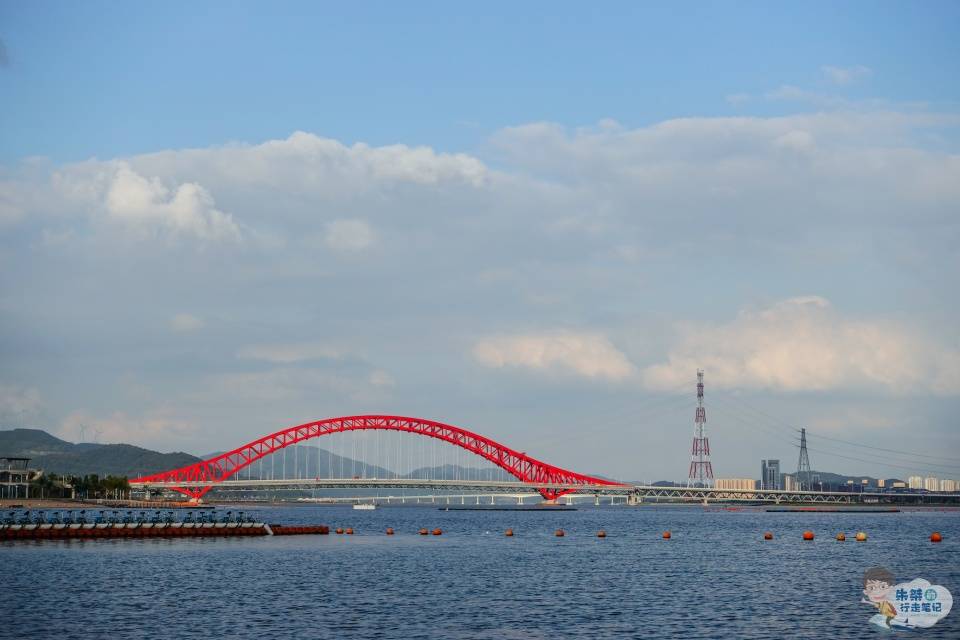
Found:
352,503 -> 376,510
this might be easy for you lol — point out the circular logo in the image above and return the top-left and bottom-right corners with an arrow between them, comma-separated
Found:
924,588 -> 938,602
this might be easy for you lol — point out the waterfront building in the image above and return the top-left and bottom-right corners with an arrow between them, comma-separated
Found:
783,474 -> 795,491
715,478 -> 756,491
0,457 -> 37,500
908,475 -> 923,489
760,459 -> 781,490
924,476 -> 939,491
939,479 -> 957,492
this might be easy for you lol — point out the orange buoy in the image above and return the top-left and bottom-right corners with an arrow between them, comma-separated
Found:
855,532 -> 867,542
505,528 -> 514,537
555,529 -> 565,537
931,532 -> 943,543
345,528 -> 354,535
418,528 -> 428,535
662,531 -> 671,539
597,530 -> 607,538
802,530 -> 815,541
335,527 -> 344,535
836,532 -> 846,541
385,527 -> 394,535
763,531 -> 773,540
432,528 -> 442,536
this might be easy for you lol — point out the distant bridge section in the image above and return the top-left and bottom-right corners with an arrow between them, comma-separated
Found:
129,477 -> 960,505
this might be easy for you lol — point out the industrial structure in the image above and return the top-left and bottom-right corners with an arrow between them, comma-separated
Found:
795,427 -> 812,490
687,370 -> 714,487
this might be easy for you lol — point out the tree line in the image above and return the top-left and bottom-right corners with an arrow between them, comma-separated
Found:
29,473 -> 131,500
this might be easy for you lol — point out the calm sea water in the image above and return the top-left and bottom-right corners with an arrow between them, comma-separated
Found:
2,505 -> 957,639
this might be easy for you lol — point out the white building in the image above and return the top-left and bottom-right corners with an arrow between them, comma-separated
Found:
924,476 -> 939,491
783,475 -> 795,491
908,475 -> 924,489
940,479 -> 958,492
715,478 -> 756,491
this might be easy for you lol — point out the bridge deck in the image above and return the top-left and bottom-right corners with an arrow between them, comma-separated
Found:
129,478 -> 958,504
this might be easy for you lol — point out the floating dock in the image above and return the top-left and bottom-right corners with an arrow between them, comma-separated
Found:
0,522 -> 330,540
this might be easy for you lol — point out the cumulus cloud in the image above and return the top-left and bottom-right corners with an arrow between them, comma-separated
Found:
822,64 -> 872,85
169,313 -> 204,332
473,330 -> 635,381
104,163 -> 241,241
129,131 -> 488,194
237,342 -> 343,364
324,219 -> 374,251
642,297 -> 960,395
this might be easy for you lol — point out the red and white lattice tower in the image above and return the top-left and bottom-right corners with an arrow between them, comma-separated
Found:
687,369 -> 714,487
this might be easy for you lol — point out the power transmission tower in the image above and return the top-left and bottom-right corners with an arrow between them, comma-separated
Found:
796,427 -> 812,490
687,369 -> 714,487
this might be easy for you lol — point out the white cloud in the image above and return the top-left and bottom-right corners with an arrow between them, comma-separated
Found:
0,384 -> 41,422
822,65 -> 872,85
237,342 -> 342,363
642,297 -> 960,395
324,218 -> 374,251
129,131 -> 488,194
473,330 -> 635,381
104,163 -> 241,241
169,313 -> 204,332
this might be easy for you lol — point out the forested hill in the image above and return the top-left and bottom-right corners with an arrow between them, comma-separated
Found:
0,428 -> 200,477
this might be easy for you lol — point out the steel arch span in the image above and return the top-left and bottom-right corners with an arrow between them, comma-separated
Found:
129,415 -> 625,501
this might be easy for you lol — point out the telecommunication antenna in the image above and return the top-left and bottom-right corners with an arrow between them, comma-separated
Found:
796,427 -> 812,490
687,369 -> 714,487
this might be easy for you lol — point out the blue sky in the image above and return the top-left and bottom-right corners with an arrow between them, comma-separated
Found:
1,2 -> 958,482
3,1 -> 959,162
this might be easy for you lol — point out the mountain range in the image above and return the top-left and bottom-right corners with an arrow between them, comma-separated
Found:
0,428 -> 201,477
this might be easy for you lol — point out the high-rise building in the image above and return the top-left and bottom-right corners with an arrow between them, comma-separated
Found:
783,474 -> 795,491
877,479 -> 885,488
760,459 -> 781,490
924,476 -> 939,491
908,475 -> 923,489
940,479 -> 957,492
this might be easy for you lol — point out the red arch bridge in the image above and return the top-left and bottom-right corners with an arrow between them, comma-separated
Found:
130,415 -> 625,501
129,414 -> 959,505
